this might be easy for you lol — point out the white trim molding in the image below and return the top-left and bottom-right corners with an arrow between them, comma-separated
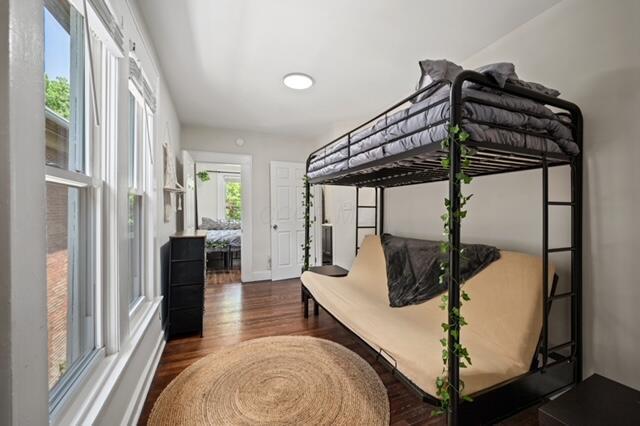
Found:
51,300 -> 163,425
188,151 -> 253,283
124,319 -> 165,424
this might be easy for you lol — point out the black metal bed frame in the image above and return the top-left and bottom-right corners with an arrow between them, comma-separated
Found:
302,70 -> 583,425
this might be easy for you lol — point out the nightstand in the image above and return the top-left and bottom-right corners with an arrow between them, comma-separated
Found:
538,374 -> 640,425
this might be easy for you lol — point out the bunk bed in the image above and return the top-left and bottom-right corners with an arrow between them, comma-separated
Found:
300,69 -> 582,425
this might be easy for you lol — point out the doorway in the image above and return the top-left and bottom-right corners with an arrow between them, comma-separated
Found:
188,151 -> 253,283
195,162 -> 242,284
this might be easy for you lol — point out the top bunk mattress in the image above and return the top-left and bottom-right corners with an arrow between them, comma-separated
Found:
308,86 -> 578,180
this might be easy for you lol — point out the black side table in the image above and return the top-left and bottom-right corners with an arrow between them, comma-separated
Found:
538,374 -> 640,425
301,265 -> 348,317
308,265 -> 348,277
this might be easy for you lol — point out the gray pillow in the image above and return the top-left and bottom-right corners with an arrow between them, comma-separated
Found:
472,62 -> 561,97
413,59 -> 463,103
225,220 -> 241,230
473,62 -> 518,87
200,217 -> 216,230
509,79 -> 561,97
201,218 -> 241,230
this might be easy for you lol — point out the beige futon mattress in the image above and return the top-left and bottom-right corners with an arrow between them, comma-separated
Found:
301,235 -> 553,397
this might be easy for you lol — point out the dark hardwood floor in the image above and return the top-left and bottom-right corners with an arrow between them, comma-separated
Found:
206,269 -> 242,285
139,278 -> 540,425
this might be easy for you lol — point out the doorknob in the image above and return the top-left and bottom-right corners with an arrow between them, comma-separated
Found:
272,224 -> 278,230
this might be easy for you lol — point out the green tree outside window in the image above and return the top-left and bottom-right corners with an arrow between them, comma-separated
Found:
45,73 -> 71,119
225,181 -> 241,220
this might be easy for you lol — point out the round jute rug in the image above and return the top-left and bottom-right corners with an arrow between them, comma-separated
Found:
148,335 -> 389,425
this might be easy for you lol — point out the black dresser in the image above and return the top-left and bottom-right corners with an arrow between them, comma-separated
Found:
167,230 -> 207,339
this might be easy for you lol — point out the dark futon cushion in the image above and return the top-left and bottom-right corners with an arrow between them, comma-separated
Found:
381,234 -> 501,308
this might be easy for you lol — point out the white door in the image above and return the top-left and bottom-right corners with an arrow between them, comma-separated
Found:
182,150 -> 195,231
270,161 -> 307,280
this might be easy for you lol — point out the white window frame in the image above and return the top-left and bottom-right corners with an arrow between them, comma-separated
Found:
45,0 -> 102,412
127,75 -> 155,321
46,0 -> 124,420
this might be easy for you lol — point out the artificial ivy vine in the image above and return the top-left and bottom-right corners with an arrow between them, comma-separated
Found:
197,171 -> 210,182
300,175 -> 315,271
433,125 -> 474,416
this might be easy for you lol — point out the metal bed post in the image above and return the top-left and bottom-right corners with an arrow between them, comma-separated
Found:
571,109 -> 584,381
303,158 -> 311,272
448,76 -> 464,426
374,188 -> 378,234
355,187 -> 359,254
542,156 -> 549,368
379,187 -> 385,234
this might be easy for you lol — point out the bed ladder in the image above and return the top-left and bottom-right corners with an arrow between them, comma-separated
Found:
541,157 -> 579,372
355,187 -> 381,254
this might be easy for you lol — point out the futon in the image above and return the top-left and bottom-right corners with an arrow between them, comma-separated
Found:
301,235 -> 554,396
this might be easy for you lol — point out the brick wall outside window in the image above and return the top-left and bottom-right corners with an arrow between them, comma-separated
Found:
46,119 -> 70,389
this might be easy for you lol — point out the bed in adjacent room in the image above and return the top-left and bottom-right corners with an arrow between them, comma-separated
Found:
199,218 -> 242,269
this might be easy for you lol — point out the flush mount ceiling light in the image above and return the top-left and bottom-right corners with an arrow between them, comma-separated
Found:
283,73 -> 314,90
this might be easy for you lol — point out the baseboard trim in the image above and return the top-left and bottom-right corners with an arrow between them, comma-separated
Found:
125,329 -> 166,425
246,269 -> 272,282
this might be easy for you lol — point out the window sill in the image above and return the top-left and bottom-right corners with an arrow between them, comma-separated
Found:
50,298 -> 163,425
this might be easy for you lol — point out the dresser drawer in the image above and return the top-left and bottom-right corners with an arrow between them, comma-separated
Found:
169,307 -> 203,337
171,238 -> 205,261
170,284 -> 203,310
170,260 -> 204,284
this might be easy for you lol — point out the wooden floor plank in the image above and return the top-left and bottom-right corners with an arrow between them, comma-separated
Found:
138,279 -> 539,425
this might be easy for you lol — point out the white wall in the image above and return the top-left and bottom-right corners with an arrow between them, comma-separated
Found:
195,162 -> 241,224
183,126 -> 315,279
314,120 -> 384,270
458,0 -> 640,390
196,167 -> 219,222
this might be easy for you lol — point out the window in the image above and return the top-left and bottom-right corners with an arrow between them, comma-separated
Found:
44,0 -> 96,397
224,177 -> 241,221
128,83 -> 153,311
216,173 -> 241,221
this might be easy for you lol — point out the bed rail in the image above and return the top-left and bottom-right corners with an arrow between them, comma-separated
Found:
306,70 -> 581,189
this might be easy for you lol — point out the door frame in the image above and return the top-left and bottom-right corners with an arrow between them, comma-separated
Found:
182,150 -> 196,232
188,150 -> 253,283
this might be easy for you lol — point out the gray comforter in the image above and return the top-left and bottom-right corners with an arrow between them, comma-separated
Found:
206,229 -> 241,249
309,86 -> 577,179
381,234 -> 500,308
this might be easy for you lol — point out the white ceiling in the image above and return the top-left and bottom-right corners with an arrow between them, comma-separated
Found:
137,0 -> 559,138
